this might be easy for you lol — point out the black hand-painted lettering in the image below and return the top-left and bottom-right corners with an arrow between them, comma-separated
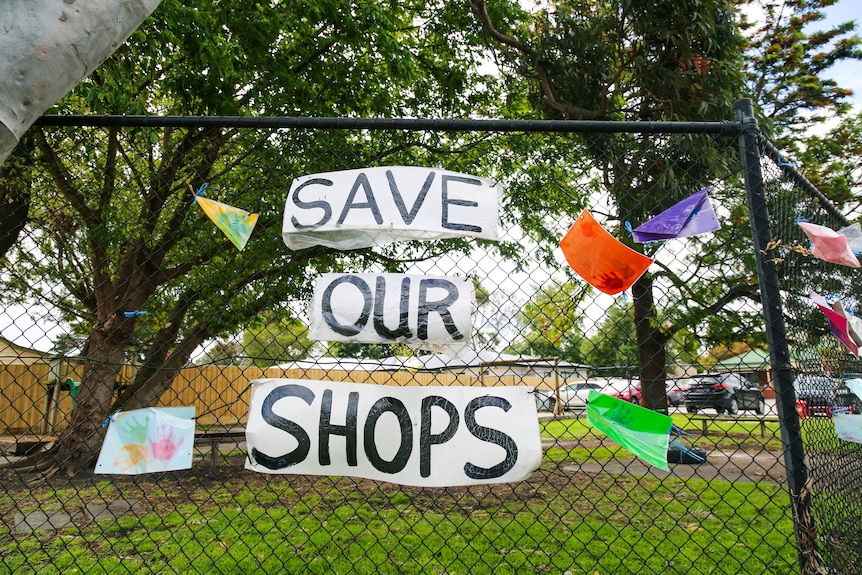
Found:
364,396 -> 413,474
441,174 -> 482,233
290,178 -> 333,230
321,275 -> 372,336
373,276 -> 412,339
387,169 -> 434,225
419,396 -> 460,478
319,389 -> 359,466
417,278 -> 463,340
337,172 -> 384,225
250,384 -> 314,470
463,395 -> 518,480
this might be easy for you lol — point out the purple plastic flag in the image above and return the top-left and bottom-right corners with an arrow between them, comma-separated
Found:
632,187 -> 720,243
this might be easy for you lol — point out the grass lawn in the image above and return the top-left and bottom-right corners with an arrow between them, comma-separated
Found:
0,414 -> 799,575
0,472 -> 797,575
540,413 -> 784,454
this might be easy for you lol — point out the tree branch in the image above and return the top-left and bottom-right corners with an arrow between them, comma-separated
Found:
468,0 -> 606,119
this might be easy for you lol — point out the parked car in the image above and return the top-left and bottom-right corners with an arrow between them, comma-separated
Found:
613,380 -> 642,404
611,379 -> 687,407
666,380 -> 688,407
793,374 -> 857,415
556,381 -> 604,409
684,373 -> 766,415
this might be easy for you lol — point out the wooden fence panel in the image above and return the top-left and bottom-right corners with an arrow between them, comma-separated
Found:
0,364 -> 50,433
2,364 -> 550,432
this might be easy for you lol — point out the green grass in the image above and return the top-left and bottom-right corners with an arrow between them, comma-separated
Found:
0,473 -> 797,575
0,415 -> 802,574
540,413 -> 785,455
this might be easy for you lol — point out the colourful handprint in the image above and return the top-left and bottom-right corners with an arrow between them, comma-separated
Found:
114,442 -> 149,472
148,424 -> 185,461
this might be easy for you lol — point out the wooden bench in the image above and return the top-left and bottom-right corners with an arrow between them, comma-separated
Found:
689,415 -> 779,438
194,428 -> 246,470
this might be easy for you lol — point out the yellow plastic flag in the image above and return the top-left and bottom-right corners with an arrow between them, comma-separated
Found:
195,194 -> 259,251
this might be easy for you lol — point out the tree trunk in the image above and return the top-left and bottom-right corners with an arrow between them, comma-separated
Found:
631,272 -> 670,413
0,0 -> 162,165
119,340 -> 200,412
52,316 -> 130,472
0,141 -> 31,258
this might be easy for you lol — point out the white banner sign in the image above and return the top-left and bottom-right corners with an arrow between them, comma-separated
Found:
282,166 -> 501,250
309,273 -> 473,344
245,379 -> 542,487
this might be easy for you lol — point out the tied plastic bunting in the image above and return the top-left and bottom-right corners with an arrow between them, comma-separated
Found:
798,221 -> 860,268
810,291 -> 862,357
95,407 -> 195,475
835,378 -> 862,444
845,378 -> 862,401
833,414 -> 862,444
586,391 -> 673,471
192,186 -> 259,251
632,186 -> 720,243
837,223 -> 862,253
560,210 -> 653,295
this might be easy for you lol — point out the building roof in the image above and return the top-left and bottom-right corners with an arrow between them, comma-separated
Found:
269,351 -> 589,374
712,348 -> 770,372
0,335 -> 52,365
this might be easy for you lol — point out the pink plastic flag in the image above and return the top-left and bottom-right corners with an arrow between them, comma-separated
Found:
798,222 -> 860,268
632,187 -> 720,243
193,189 -> 259,251
560,210 -> 653,295
810,291 -> 860,356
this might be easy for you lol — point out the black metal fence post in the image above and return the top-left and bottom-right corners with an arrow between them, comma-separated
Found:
734,97 -> 819,573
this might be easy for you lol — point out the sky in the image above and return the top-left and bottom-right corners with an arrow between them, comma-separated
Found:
2,1 -> 862,353
818,1 -> 862,109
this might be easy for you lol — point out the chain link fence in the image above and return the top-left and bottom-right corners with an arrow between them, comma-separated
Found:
0,106 -> 856,574
759,136 -> 862,575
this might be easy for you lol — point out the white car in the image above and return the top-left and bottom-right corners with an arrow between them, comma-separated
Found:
556,381 -> 604,409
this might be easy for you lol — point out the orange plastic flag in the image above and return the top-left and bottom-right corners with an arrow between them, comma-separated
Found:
560,210 -> 653,295
195,195 -> 259,251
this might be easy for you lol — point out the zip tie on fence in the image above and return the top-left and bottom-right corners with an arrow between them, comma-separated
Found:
189,182 -> 209,203
123,310 -> 147,317
102,409 -> 121,428
624,220 -> 666,257
795,213 -> 808,222
669,425 -> 706,462
777,156 -> 796,168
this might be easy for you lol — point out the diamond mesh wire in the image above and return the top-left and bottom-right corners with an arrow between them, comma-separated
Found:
0,117 -> 831,574
763,146 -> 862,575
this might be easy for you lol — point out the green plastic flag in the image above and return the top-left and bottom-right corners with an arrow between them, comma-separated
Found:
586,390 -> 673,471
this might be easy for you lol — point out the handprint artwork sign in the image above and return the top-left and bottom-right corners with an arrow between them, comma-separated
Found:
95,407 -> 195,475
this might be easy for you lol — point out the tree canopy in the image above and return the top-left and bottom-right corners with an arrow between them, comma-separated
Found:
0,0 -> 514,470
469,0 -> 861,410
